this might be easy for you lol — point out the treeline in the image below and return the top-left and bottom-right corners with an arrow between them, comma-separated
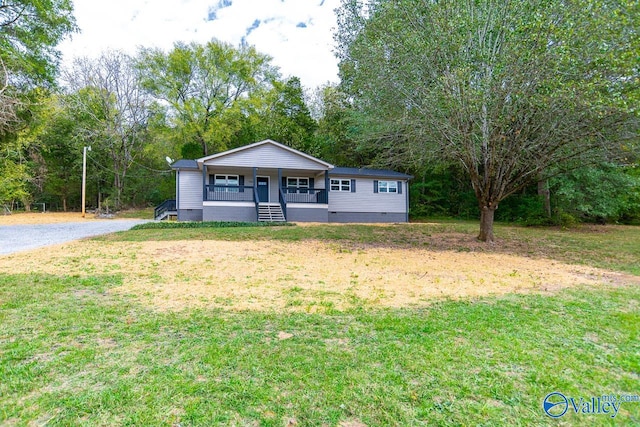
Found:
1,0 -> 639,229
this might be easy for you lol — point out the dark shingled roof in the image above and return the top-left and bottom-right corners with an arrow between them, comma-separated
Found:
171,159 -> 199,170
330,167 -> 412,179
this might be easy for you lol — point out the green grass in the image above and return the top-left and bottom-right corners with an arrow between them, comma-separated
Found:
1,273 -> 638,426
3,221 -> 640,425
114,207 -> 155,219
131,220 -> 295,230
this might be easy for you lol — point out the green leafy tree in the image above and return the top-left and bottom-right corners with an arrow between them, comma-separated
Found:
552,164 -> 640,223
335,0 -> 639,241
0,0 -> 76,87
0,0 -> 76,134
245,77 -> 319,154
27,94 -> 82,211
137,40 -> 278,156
313,84 -> 374,167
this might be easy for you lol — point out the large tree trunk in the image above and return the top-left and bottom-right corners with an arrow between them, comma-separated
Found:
478,204 -> 497,242
537,179 -> 551,217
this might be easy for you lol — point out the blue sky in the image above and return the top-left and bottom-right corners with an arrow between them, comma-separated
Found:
59,0 -> 340,89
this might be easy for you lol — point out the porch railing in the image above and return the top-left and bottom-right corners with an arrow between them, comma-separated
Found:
283,188 -> 328,204
203,184 -> 328,204
204,185 -> 254,202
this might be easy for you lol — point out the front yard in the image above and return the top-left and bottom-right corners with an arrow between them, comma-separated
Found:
0,221 -> 638,425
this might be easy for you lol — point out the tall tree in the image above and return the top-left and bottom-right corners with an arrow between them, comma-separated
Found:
0,0 -> 76,134
0,0 -> 76,207
63,52 -> 153,209
137,40 -> 278,156
336,0 -> 639,241
254,77 -> 319,154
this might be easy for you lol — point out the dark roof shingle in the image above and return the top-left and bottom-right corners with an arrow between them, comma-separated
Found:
330,167 -> 412,179
171,159 -> 199,170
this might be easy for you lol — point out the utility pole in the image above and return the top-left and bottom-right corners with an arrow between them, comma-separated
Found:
82,146 -> 91,218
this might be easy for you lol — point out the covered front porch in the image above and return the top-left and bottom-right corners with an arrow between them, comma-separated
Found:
202,166 -> 329,222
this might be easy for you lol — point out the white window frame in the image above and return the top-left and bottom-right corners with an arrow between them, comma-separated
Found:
214,174 -> 239,192
287,177 -> 309,188
330,179 -> 351,192
378,180 -> 398,193
286,177 -> 310,193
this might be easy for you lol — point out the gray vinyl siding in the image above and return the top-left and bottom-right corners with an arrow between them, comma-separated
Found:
203,205 -> 256,222
328,177 -> 407,214
178,170 -> 203,210
178,209 -> 203,221
204,143 -> 328,171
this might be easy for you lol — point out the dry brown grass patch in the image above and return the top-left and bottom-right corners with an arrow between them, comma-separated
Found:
0,212 -> 106,225
0,237 -> 628,312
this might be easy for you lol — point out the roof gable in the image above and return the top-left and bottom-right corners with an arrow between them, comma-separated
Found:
198,140 -> 333,170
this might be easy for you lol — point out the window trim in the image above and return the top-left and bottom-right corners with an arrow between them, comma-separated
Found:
286,177 -> 310,189
214,174 -> 240,192
330,178 -> 351,192
378,180 -> 398,193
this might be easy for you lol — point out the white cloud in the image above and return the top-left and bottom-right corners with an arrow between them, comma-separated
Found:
59,0 -> 340,89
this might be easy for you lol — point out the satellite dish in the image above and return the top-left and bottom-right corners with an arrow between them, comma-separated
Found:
165,156 -> 174,165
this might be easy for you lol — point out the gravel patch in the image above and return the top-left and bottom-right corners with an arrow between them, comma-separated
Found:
0,220 -> 149,255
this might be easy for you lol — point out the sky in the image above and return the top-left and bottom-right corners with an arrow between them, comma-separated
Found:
59,0 -> 341,89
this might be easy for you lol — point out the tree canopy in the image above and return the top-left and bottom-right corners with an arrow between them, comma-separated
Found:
335,0 -> 639,240
137,40 -> 278,156
0,0 -> 76,89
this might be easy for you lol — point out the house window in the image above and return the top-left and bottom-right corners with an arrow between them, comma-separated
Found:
214,174 -> 239,192
378,181 -> 398,193
287,177 -> 309,189
286,177 -> 309,193
330,179 -> 351,192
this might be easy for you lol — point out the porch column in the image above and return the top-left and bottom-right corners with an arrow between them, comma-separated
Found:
202,164 -> 207,200
253,167 -> 257,201
325,171 -> 330,204
278,168 -> 282,190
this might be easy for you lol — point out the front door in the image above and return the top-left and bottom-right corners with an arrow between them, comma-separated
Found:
257,176 -> 269,202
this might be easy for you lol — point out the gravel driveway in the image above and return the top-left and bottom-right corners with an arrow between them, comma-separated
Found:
0,220 -> 149,255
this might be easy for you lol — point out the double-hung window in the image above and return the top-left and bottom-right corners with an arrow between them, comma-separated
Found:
378,180 -> 398,193
286,177 -> 309,193
214,174 -> 239,192
330,179 -> 351,192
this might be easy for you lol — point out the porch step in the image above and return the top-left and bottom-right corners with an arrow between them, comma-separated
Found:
258,203 -> 285,222
155,210 -> 177,221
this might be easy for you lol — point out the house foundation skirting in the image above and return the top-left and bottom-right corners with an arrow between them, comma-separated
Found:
178,209 -> 203,221
203,204 -> 256,222
286,204 -> 328,222
328,211 -> 407,223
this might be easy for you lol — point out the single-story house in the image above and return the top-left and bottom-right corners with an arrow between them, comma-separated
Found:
157,139 -> 412,223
